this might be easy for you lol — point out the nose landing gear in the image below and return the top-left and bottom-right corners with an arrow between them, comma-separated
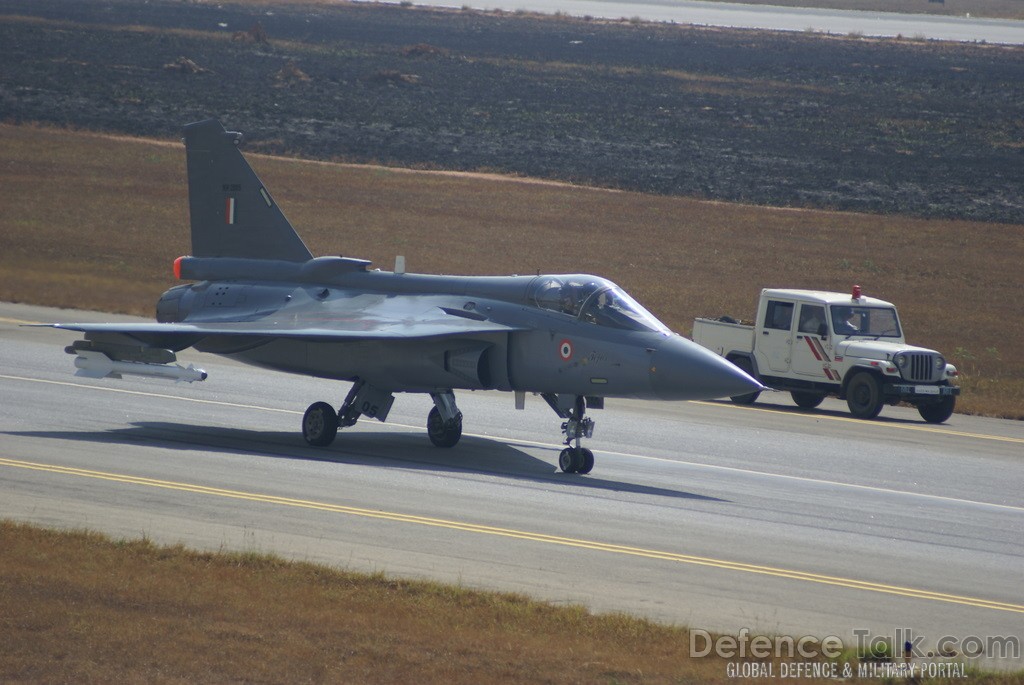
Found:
544,394 -> 596,474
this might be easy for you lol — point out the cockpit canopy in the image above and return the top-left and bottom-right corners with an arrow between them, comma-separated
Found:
530,276 -> 671,335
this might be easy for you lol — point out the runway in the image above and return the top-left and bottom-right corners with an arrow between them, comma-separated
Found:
401,0 -> 1024,44
2,303 -> 1021,667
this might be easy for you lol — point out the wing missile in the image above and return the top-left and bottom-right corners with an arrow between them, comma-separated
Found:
73,350 -> 207,383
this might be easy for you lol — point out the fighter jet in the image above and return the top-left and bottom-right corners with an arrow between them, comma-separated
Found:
44,119 -> 761,474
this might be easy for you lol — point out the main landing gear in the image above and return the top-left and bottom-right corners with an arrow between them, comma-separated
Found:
301,381 -> 463,449
543,394 -> 596,475
426,391 -> 463,448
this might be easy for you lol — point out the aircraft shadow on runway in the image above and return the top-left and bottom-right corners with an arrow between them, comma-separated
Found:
7,422 -> 727,503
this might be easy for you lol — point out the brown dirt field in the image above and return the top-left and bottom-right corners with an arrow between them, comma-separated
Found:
2,0 -> 1023,224
0,521 -> 741,684
1,124 -> 1021,418
3,521 -> 1010,685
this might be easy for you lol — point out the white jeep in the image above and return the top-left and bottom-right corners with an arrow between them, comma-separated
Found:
692,287 -> 960,423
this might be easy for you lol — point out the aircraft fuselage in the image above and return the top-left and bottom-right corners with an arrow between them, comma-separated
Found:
156,261 -> 735,402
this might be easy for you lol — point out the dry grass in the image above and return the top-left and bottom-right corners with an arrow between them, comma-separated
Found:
0,522 -> 761,683
4,521 -> 1014,685
1,123 -> 1021,418
2,520 -> 698,684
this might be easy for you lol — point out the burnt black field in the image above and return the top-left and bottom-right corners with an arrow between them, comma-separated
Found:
1,0 -> 1022,222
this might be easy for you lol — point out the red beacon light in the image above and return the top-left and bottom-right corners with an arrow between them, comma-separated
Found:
852,284 -> 862,301
173,256 -> 185,280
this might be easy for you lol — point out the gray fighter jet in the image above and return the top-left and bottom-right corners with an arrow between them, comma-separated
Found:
46,119 -> 761,474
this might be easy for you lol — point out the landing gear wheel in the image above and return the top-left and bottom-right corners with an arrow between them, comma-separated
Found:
561,448 -> 577,471
303,401 -> 338,446
578,448 -> 595,475
791,391 -> 825,409
846,372 -> 884,419
918,395 -> 955,424
558,447 -> 594,474
729,358 -> 761,405
559,448 -> 577,473
427,406 -> 462,448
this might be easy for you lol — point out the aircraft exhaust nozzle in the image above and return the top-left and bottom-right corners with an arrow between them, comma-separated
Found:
650,336 -> 764,401
73,350 -> 207,383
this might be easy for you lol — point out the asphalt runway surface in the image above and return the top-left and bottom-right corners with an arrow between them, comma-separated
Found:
2,302 -> 1021,667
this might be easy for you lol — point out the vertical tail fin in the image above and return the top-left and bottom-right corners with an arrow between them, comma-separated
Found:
183,119 -> 313,262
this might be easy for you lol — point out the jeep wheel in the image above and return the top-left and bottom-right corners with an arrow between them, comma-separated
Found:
918,395 -> 955,424
791,391 -> 825,409
846,372 -> 884,419
728,357 -> 761,405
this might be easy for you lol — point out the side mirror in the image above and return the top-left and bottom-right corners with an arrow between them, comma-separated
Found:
817,322 -> 829,338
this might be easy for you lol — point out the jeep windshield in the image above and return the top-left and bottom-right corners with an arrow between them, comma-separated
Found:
830,305 -> 901,338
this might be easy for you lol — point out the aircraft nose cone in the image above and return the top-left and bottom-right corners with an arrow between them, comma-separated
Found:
650,336 -> 764,401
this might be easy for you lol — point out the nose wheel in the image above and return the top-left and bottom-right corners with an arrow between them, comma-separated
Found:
559,446 -> 594,474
